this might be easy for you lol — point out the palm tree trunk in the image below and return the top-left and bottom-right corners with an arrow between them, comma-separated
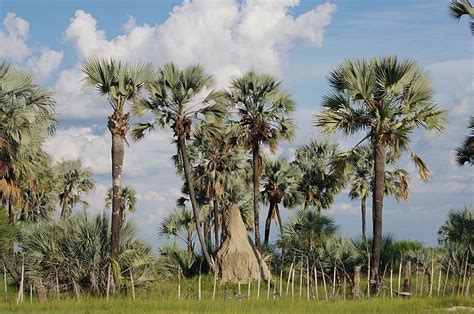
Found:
252,144 -> 261,250
7,198 -> 14,225
213,199 -> 219,248
0,246 -> 19,285
221,206 -> 227,244
361,197 -> 366,239
108,111 -> 128,280
204,220 -> 211,246
178,135 -> 213,268
264,202 -> 274,245
370,139 -> 386,294
59,197 -> 68,220
275,204 -> 284,236
187,231 -> 193,256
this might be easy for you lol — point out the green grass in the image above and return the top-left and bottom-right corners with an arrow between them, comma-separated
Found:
1,274 -> 473,313
0,296 -> 473,313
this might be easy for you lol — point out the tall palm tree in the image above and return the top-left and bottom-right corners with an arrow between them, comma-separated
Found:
131,63 -> 226,268
455,117 -> 474,165
315,56 -> 446,291
55,159 -> 95,220
293,140 -> 345,215
261,157 -> 301,244
82,58 -> 154,271
449,0 -> 474,34
345,145 -> 409,239
105,185 -> 137,222
228,71 -> 296,249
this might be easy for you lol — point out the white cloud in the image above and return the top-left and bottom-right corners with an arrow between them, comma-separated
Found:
26,48 -> 63,79
57,1 -> 336,118
53,66 -> 110,118
331,202 -> 359,215
44,126 -> 111,174
0,12 -> 30,61
0,12 -> 63,80
44,125 -> 176,177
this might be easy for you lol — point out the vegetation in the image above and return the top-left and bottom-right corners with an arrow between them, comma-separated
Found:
449,0 -> 474,34
131,63 -> 226,267
0,1 -> 471,311
227,71 -> 295,250
55,159 -> 95,220
82,59 -> 154,276
314,56 -> 446,292
455,117 -> 474,165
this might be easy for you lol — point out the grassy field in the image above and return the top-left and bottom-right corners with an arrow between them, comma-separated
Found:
0,296 -> 473,313
1,275 -> 473,313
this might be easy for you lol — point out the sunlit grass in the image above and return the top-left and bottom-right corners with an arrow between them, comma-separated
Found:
1,274 -> 473,313
0,296 -> 473,314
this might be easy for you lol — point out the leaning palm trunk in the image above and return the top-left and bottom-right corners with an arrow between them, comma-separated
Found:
109,111 -> 128,276
0,247 -> 19,284
178,135 -> 213,268
59,197 -> 69,220
370,138 -> 386,294
252,144 -> 261,249
264,202 -> 275,245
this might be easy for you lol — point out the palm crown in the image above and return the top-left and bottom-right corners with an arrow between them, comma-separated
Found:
131,63 -> 226,141
315,57 -> 445,150
293,140 -> 345,213
55,159 -> 95,220
229,71 -> 295,152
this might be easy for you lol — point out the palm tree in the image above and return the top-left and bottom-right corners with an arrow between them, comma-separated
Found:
20,212 -> 154,296
261,157 -> 301,244
228,71 -> 296,249
186,123 -> 247,248
293,140 -> 345,215
0,61 -> 56,224
159,206 -> 206,256
131,63 -> 226,268
455,117 -> 474,165
55,159 -> 95,220
345,146 -> 409,239
280,210 -> 338,258
449,0 -> 474,34
82,58 -> 154,270
438,207 -> 473,253
105,185 -> 137,222
315,56 -> 446,291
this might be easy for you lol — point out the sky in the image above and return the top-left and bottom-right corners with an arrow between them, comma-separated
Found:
0,0 -> 472,248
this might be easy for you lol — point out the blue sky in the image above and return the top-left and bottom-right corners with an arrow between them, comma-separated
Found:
0,0 -> 472,247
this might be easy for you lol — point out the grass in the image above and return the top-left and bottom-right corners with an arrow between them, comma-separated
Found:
1,275 -> 473,313
0,296 -> 473,313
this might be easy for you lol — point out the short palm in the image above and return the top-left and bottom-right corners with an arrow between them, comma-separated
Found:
293,140 -> 345,214
55,159 -> 95,220
261,157 -> 301,244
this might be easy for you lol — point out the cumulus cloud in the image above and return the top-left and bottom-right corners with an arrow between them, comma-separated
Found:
26,48 -> 64,80
44,125 -> 176,177
0,12 -> 63,79
56,1 -> 336,118
0,12 -> 30,61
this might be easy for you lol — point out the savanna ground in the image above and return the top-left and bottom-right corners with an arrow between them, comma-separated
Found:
1,275 -> 473,313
